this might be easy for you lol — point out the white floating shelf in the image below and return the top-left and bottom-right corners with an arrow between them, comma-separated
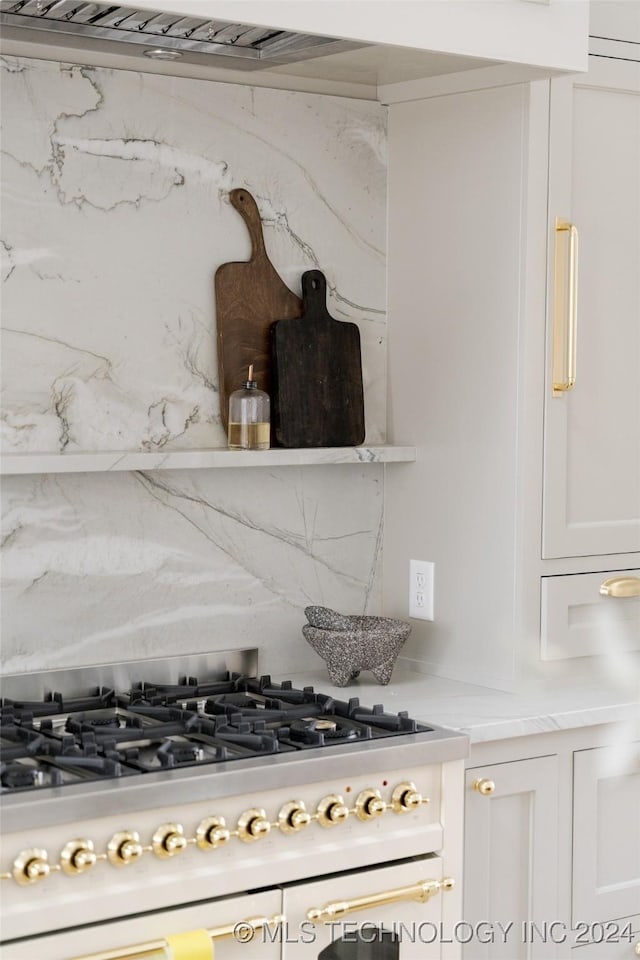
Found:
0,445 -> 416,476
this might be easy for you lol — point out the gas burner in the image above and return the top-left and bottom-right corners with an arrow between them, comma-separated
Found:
279,717 -> 363,748
304,718 -> 337,732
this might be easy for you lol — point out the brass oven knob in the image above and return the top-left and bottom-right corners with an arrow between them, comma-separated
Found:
278,800 -> 311,834
196,816 -> 230,851
355,788 -> 386,821
391,781 -> 425,813
12,849 -> 50,885
60,839 -> 97,876
473,779 -> 495,796
237,808 -> 271,843
107,831 -> 144,867
316,794 -> 350,828
152,823 -> 187,859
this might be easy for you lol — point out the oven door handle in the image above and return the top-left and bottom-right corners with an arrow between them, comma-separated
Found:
68,913 -> 285,960
306,877 -> 455,923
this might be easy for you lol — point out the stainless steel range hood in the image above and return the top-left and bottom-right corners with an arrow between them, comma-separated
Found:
0,0 -> 365,70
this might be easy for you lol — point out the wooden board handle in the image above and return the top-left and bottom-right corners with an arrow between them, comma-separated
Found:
229,188 -> 266,260
301,269 -> 328,310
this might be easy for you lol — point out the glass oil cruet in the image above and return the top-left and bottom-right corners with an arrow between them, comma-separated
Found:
227,364 -> 270,450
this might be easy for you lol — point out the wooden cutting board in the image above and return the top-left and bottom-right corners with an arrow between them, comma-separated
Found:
271,270 -> 365,447
214,189 -> 302,432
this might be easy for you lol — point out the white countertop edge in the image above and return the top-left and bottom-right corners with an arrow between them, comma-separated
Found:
452,700 -> 640,743
0,445 -> 416,475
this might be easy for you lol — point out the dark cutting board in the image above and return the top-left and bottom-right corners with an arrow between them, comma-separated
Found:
271,270 -> 365,447
214,189 -> 302,432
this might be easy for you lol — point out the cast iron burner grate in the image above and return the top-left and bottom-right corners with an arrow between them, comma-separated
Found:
0,671 -> 434,793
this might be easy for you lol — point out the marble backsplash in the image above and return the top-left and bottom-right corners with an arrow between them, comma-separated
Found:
0,56 -> 387,675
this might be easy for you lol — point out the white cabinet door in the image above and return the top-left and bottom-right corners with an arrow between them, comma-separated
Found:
542,53 -> 640,560
573,742 -> 640,925
463,756 -> 560,959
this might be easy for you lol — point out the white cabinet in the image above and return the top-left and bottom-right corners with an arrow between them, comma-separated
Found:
383,36 -> 640,688
572,742 -> 640,924
463,729 -> 640,960
463,756 -> 560,959
542,56 -> 640,560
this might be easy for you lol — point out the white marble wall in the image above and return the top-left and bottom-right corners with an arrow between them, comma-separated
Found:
1,466 -> 383,675
0,56 -> 387,674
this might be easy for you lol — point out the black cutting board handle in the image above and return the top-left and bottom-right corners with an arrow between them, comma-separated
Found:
271,269 -> 365,448
301,269 -> 328,310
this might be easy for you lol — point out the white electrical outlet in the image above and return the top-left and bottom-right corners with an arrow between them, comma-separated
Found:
409,560 -> 435,620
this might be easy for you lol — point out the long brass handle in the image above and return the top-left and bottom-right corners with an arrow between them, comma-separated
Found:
69,914 -> 285,960
600,576 -> 640,598
552,218 -> 579,396
634,940 -> 640,956
306,877 -> 454,923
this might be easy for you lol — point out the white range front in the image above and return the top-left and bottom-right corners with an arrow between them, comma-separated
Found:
0,654 -> 468,960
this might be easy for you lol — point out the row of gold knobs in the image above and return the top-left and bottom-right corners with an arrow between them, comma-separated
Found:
6,781 -> 427,886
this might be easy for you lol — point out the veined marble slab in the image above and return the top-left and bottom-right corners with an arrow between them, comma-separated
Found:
1,56 -> 387,453
0,56 -> 390,676
1,465 -> 384,675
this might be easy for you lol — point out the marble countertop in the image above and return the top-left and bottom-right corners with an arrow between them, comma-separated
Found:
287,666 -> 640,744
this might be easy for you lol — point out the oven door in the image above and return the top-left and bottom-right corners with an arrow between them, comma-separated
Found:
0,888 -> 282,960
283,855 -> 452,959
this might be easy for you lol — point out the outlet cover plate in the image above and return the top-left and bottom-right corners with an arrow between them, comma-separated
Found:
409,559 -> 435,620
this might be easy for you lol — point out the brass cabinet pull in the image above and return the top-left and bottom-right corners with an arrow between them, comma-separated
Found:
473,778 -> 495,796
69,914 -> 285,960
634,941 -> 640,956
552,218 -> 579,396
306,877 -> 454,923
600,576 -> 640,598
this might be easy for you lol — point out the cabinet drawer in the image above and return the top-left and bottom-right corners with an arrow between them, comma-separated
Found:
540,569 -> 640,661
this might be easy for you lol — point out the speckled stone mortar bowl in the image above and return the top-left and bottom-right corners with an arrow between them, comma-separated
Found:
302,606 -> 411,686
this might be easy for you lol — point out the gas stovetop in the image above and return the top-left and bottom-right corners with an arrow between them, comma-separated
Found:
0,653 -> 469,951
1,672 -> 433,793
0,652 -> 468,839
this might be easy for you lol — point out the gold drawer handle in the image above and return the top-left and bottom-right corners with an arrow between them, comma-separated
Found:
600,576 -> 640,598
306,877 -> 454,923
634,941 -> 640,956
68,914 -> 285,960
552,218 -> 579,396
473,778 -> 495,796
